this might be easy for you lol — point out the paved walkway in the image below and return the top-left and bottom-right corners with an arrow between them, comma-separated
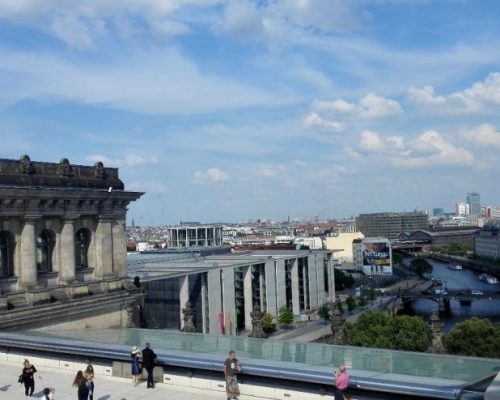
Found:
0,360 -> 239,400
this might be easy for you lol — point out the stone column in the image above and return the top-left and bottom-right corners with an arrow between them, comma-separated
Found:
291,259 -> 300,316
243,266 -> 253,331
179,275 -> 189,330
112,221 -> 127,277
94,217 -> 113,279
19,217 -> 38,288
59,218 -> 76,284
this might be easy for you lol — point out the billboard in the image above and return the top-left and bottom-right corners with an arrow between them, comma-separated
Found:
362,241 -> 391,273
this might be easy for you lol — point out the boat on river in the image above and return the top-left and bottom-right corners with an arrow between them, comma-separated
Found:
448,264 -> 463,270
478,273 -> 499,284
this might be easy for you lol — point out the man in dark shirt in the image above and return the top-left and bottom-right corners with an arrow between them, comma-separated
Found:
142,342 -> 157,388
224,350 -> 241,400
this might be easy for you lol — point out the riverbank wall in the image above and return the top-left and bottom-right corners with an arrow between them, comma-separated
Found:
428,253 -> 500,278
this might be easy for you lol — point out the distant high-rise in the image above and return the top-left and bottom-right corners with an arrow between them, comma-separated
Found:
433,208 -> 444,217
456,202 -> 470,216
466,192 -> 481,216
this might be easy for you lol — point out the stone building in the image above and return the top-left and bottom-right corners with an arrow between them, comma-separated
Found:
0,155 -> 143,330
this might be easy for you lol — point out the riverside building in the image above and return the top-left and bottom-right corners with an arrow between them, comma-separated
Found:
356,211 -> 428,240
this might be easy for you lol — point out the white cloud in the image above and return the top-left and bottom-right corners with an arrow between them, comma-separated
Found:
0,47 -> 288,114
124,155 -> 158,166
0,0 -> 220,47
312,92 -> 402,119
85,153 -> 158,167
303,112 -> 343,132
128,180 -> 168,195
359,130 -> 384,151
217,0 -> 361,42
85,154 -> 121,167
462,123 -> 500,148
357,130 -> 474,167
194,167 -> 229,183
409,73 -> 500,114
259,164 -> 286,177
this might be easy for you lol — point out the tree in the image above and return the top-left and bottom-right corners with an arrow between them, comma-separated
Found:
346,295 -> 357,313
334,268 -> 355,290
318,305 -> 330,320
443,317 -> 500,358
278,306 -> 294,325
261,313 -> 277,334
410,257 -> 433,278
392,252 -> 404,265
344,311 -> 431,352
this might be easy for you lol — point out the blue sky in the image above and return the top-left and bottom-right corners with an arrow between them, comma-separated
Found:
1,0 -> 500,225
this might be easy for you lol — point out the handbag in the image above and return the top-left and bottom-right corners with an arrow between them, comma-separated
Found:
18,374 -> 24,384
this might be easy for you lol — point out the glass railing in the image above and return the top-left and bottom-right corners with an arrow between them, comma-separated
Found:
25,328 -> 500,384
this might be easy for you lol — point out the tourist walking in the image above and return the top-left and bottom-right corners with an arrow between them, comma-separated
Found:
72,370 -> 89,400
335,365 -> 349,400
21,359 -> 39,397
142,342 -> 157,388
131,346 -> 142,386
40,387 -> 55,400
83,365 -> 95,400
224,350 -> 241,400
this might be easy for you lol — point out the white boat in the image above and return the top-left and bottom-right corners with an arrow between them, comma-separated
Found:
448,264 -> 463,270
478,273 -> 499,284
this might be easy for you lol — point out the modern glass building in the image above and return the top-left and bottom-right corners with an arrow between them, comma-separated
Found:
129,250 -> 336,335
466,192 -> 481,216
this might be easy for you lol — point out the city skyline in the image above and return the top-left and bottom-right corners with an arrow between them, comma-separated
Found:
1,1 -> 500,225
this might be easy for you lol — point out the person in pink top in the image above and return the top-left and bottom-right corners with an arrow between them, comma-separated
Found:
335,365 -> 349,400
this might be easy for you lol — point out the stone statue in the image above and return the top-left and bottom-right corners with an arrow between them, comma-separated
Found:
20,154 -> 34,175
181,301 -> 196,332
94,161 -> 106,179
329,304 -> 346,345
249,304 -> 266,338
58,158 -> 73,177
428,311 -> 445,353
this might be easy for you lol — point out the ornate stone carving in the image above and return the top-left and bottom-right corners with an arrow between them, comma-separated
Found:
181,300 -> 196,332
428,311 -> 445,353
94,161 -> 106,179
329,304 -> 346,345
20,154 -> 34,175
58,158 -> 73,177
249,304 -> 266,338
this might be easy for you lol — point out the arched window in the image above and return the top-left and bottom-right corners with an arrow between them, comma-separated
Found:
0,231 -> 15,278
36,230 -> 55,272
75,228 -> 91,269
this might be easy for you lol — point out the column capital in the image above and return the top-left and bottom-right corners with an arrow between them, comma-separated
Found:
24,215 -> 41,222
63,213 -> 80,222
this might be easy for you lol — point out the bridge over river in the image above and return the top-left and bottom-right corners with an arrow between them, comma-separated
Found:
400,288 -> 500,313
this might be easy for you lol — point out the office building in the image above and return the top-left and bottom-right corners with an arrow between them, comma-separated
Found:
167,224 -> 223,248
456,202 -> 470,216
474,223 -> 500,259
324,232 -> 365,264
432,208 -> 444,217
355,212 -> 428,240
130,249 -> 335,335
466,192 -> 481,216
352,238 -> 392,275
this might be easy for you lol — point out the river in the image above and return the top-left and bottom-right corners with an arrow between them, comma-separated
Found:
402,257 -> 500,332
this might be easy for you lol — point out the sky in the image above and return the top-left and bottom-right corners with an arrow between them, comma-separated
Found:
1,0 -> 500,225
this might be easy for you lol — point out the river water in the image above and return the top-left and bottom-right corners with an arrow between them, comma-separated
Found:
403,257 -> 500,332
